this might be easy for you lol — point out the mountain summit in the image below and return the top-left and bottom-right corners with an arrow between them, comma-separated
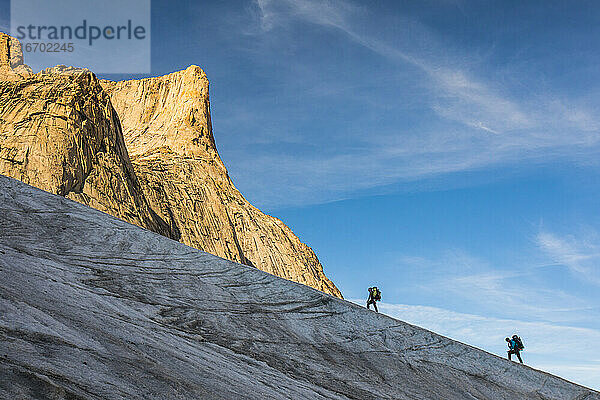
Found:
0,33 -> 340,297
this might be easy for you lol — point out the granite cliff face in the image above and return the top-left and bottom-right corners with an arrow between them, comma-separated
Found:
0,32 -> 32,78
101,67 -> 340,297
0,33 -> 173,238
0,34 -> 341,297
1,175 -> 598,400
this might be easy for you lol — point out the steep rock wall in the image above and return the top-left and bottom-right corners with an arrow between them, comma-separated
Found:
0,38 -> 173,238
101,66 -> 341,297
0,33 -> 341,297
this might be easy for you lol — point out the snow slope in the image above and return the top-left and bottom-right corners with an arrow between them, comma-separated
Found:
0,174 -> 598,400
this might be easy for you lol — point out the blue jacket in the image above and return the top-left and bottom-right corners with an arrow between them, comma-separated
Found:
508,339 -> 519,351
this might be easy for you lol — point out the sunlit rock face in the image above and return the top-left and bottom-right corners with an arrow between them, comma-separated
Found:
0,32 -> 32,78
0,43 -> 172,237
0,33 -> 340,298
1,175 -> 599,400
101,67 -> 341,298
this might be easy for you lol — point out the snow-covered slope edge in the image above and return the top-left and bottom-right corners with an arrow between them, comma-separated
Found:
0,174 -> 598,400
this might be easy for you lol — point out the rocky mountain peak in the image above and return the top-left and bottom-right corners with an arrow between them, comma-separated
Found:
0,33 -> 342,298
101,64 -> 216,159
0,32 -> 32,78
102,64 -> 342,298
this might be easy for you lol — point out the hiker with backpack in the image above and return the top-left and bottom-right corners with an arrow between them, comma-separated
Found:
366,287 -> 381,312
506,335 -> 524,364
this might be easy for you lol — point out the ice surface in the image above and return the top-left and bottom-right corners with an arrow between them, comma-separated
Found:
1,175 -> 598,399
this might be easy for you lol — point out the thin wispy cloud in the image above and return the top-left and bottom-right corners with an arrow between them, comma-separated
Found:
216,0 -> 600,208
537,230 -> 600,285
391,248 -> 596,324
254,0 -> 593,136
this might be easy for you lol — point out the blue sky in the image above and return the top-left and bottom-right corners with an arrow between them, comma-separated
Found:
2,0 -> 600,390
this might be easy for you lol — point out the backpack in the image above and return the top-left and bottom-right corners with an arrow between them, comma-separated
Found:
513,335 -> 524,351
372,287 -> 381,301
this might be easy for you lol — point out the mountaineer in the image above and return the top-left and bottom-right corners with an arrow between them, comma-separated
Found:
506,335 -> 524,364
366,287 -> 381,312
